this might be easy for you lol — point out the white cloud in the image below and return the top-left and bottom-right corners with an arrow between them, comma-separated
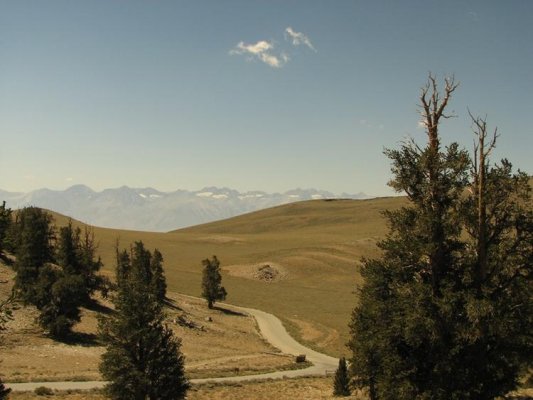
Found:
285,27 -> 316,52
230,27 -> 315,68
65,177 -> 73,182
229,40 -> 287,68
230,40 -> 273,55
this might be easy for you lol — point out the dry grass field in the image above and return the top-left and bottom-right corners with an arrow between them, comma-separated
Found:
0,263 -> 301,383
8,380 -> 533,400
7,378 -> 366,400
7,378 -> 367,400
45,197 -> 407,356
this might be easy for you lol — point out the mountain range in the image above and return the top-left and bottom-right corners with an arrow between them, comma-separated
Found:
0,185 -> 369,232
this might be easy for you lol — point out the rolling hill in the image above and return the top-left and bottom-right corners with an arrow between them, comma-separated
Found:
42,195 -> 407,356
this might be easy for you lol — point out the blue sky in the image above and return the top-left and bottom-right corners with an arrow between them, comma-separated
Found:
1,1 -> 532,196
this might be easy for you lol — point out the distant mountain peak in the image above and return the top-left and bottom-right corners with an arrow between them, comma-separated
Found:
0,185 -> 370,232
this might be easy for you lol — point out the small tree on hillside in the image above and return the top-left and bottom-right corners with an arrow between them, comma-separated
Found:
0,201 -> 12,257
34,265 -> 85,338
57,221 -> 105,303
13,207 -> 55,304
201,256 -> 227,309
151,249 -> 167,303
99,242 -> 188,400
333,357 -> 351,397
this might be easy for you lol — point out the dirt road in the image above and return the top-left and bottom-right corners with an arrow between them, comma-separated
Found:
6,299 -> 338,391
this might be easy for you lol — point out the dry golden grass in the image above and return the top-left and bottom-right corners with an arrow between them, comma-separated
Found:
8,378 -> 368,400
0,263 -> 299,383
8,383 -> 533,400
44,197 -> 407,356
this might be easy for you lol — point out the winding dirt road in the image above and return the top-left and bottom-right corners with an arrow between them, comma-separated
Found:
6,300 -> 339,391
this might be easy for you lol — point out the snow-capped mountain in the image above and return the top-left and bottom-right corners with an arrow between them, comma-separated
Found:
0,185 -> 370,232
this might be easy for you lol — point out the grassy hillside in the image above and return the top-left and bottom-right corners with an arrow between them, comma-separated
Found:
45,196 -> 407,356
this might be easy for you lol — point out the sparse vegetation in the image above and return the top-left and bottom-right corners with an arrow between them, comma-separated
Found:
349,75 -> 532,399
34,386 -> 54,396
201,256 -> 227,309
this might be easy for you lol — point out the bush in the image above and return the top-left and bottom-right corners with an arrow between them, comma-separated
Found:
34,386 -> 54,396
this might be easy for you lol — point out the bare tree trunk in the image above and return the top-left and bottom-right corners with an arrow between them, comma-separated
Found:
470,112 -> 498,289
419,74 -> 458,294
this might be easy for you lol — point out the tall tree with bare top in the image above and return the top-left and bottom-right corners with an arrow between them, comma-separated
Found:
349,75 -> 532,400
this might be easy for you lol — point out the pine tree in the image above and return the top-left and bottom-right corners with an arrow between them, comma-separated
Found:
99,241 -> 188,400
78,225 -> 105,300
349,75 -> 532,399
201,256 -> 227,309
13,207 -> 55,304
151,249 -> 167,303
0,201 -> 11,256
57,221 -> 104,303
333,357 -> 351,396
34,266 -> 84,338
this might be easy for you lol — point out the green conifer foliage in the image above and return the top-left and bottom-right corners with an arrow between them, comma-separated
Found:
349,75 -> 532,400
13,207 -> 55,304
333,357 -> 351,396
151,249 -> 167,303
0,201 -> 12,256
201,256 -> 227,309
99,241 -> 188,400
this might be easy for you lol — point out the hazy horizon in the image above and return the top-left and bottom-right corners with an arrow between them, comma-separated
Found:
1,1 -> 532,196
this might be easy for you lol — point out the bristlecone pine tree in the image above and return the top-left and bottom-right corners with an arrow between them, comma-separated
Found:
349,75 -> 532,400
13,207 -> 55,304
0,201 -> 12,256
201,255 -> 227,309
333,357 -> 351,396
150,249 -> 167,303
99,241 -> 188,400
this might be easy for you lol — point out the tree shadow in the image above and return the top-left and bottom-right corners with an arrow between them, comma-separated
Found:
84,299 -> 113,315
163,298 -> 184,312
54,331 -> 100,347
0,253 -> 14,266
212,305 -> 246,317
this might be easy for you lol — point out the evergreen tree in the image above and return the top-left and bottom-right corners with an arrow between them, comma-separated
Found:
349,75 -> 532,399
57,221 -> 105,303
99,241 -> 188,400
79,225 -> 106,299
201,256 -> 227,309
333,357 -> 351,397
34,265 -> 84,338
150,249 -> 167,303
0,201 -> 11,256
13,207 -> 55,304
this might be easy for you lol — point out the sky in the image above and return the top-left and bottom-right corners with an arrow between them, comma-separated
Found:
1,1 -> 532,197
